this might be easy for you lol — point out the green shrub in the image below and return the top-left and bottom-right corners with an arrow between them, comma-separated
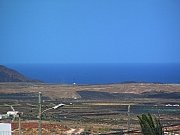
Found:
137,113 -> 164,135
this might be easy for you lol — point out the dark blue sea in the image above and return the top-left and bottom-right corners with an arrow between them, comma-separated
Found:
7,63 -> 180,84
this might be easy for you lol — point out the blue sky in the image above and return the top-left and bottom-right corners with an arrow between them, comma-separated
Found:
0,0 -> 180,64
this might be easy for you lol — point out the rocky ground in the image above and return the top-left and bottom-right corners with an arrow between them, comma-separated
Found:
0,82 -> 180,134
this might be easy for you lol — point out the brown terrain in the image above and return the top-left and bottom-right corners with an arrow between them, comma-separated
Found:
0,65 -> 39,82
0,82 -> 180,134
0,64 -> 179,100
0,82 -> 180,99
0,66 -> 180,134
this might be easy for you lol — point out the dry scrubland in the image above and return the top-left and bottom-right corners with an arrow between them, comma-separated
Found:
0,83 -> 180,134
0,82 -> 180,99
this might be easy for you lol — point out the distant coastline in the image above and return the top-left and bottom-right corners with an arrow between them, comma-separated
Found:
4,63 -> 180,85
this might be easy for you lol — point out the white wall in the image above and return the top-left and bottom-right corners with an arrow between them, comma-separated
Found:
0,123 -> 11,135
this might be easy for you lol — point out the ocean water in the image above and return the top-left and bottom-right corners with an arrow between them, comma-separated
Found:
7,63 -> 180,84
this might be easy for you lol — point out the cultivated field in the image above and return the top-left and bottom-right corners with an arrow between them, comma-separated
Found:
0,82 -> 180,134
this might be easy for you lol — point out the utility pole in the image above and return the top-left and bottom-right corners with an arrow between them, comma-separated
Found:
38,92 -> 42,135
37,91 -> 65,135
18,114 -> 21,135
127,104 -> 131,132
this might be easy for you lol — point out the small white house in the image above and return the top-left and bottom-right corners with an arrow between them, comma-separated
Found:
6,111 -> 19,117
0,123 -> 12,135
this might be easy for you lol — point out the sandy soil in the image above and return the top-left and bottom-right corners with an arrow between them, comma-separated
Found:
0,82 -> 180,99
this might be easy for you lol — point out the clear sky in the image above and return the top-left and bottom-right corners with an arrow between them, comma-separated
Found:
0,0 -> 180,64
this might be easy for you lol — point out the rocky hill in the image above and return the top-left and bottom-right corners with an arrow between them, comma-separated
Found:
0,65 -> 37,82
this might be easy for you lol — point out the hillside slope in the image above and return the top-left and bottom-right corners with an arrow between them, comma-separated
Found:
0,65 -> 36,82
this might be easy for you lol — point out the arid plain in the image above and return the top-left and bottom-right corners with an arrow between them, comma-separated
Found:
0,82 -> 180,134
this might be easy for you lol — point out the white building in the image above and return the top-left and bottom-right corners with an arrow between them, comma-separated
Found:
0,123 -> 11,135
